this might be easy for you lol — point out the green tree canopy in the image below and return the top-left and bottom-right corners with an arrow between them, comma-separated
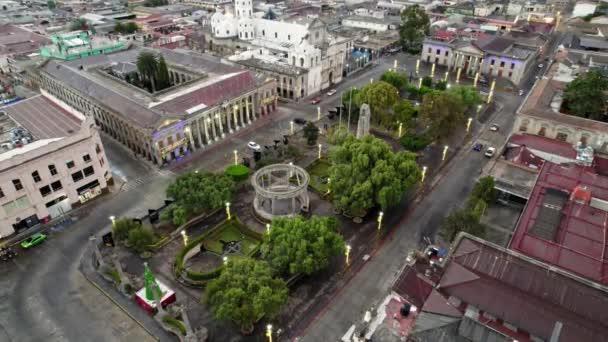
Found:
261,216 -> 345,276
112,217 -> 141,241
204,258 -> 288,332
124,22 -> 139,34
357,81 -> 399,118
447,85 -> 482,109
127,226 -> 158,254
47,0 -> 56,9
399,5 -> 430,53
420,90 -> 466,141
329,135 -> 421,215
156,55 -> 171,90
70,18 -> 88,31
342,87 -> 362,123
380,70 -> 408,91
469,176 -> 496,205
136,52 -> 158,92
164,172 -> 234,226
440,209 -> 486,243
114,22 -> 125,34
303,122 -> 320,145
563,69 -> 608,121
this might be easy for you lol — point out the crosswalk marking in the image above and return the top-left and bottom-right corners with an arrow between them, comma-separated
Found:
120,169 -> 175,192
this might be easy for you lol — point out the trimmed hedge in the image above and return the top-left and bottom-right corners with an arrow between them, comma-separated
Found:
162,315 -> 187,336
225,164 -> 250,182
400,133 -> 431,152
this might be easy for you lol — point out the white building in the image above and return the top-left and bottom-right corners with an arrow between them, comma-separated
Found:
210,0 -> 346,99
0,95 -> 111,237
342,16 -> 396,32
572,1 -> 598,18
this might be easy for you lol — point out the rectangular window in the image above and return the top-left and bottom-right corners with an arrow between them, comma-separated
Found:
49,164 -> 57,176
2,195 -> 30,216
436,49 -> 440,55
72,171 -> 84,183
556,133 -> 568,141
83,166 -> 95,177
83,154 -> 91,163
445,51 -> 449,56
500,61 -> 505,67
0,186 -> 4,198
32,171 -> 41,183
51,180 -> 63,191
96,144 -> 101,154
12,179 -> 23,191
100,157 -> 105,166
428,47 -> 432,53
491,59 -> 495,66
511,62 -> 515,69
66,160 -> 75,169
40,185 -> 51,197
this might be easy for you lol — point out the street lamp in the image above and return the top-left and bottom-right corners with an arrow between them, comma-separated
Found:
446,83 -> 451,89
326,177 -> 331,195
290,120 -> 294,135
266,223 -> 271,234
398,122 -> 403,138
318,144 -> 322,159
195,169 -> 199,173
377,211 -> 384,230
181,230 -> 188,246
233,150 -> 238,166
289,162 -> 294,178
266,324 -> 273,342
415,59 -> 420,74
444,71 -> 449,82
109,215 -> 116,227
431,63 -> 436,78
223,256 -> 228,265
370,78 -> 374,84
418,77 -> 423,89
394,59 -> 398,70
466,117 -> 472,133
477,104 -> 482,113
317,106 -> 321,121
345,244 -> 352,265
225,202 -> 231,220
442,145 -> 449,161
421,166 -> 428,183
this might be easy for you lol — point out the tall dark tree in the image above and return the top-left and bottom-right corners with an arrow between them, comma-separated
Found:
380,70 -> 408,91
303,122 -> 319,145
47,0 -> 56,9
70,18 -> 88,31
156,55 -> 171,90
420,90 -> 466,141
136,52 -> 158,92
399,5 -> 430,53
563,69 -> 608,121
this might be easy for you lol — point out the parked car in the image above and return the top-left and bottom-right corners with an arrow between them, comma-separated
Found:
490,124 -> 500,132
247,141 -> 261,150
473,143 -> 483,152
294,118 -> 307,125
538,63 -> 544,68
485,147 -> 496,158
326,89 -> 337,96
20,233 -> 47,249
310,97 -> 321,104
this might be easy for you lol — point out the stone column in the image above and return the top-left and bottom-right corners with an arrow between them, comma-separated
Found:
225,106 -> 233,132
204,117 -> 211,143
246,97 -> 252,123
271,196 -> 276,215
211,115 -> 218,141
238,100 -> 245,125
232,105 -> 239,130
196,118 -> 204,148
216,113 -> 225,138
186,125 -> 195,151
291,197 -> 296,214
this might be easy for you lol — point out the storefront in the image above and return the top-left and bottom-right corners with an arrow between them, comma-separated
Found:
77,180 -> 102,204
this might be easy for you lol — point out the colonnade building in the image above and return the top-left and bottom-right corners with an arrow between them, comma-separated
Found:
33,46 -> 278,166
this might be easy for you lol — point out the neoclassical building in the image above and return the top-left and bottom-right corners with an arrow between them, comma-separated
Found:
32,44 -> 277,166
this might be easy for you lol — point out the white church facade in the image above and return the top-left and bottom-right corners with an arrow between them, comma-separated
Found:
210,0 -> 347,100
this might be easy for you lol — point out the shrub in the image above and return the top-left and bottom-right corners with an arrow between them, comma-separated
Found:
162,315 -> 187,336
401,133 -> 431,151
112,218 -> 140,241
127,226 -> 158,254
225,164 -> 250,182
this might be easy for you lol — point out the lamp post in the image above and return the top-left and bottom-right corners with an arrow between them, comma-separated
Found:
326,177 -> 331,195
181,230 -> 188,246
394,59 -> 398,70
446,83 -> 451,89
266,223 -> 271,234
398,122 -> 403,138
225,202 -> 231,220
317,106 -> 321,121
109,215 -> 116,227
421,166 -> 428,183
318,143 -> 322,159
430,63 -> 436,78
418,77 -> 423,89
223,256 -> 228,265
466,117 -> 472,133
370,78 -> 373,84
473,72 -> 480,88
377,211 -> 384,230
456,67 -> 462,84
345,244 -> 352,265
487,80 -> 496,104
443,71 -> 449,82
416,59 -> 420,74
442,145 -> 449,161
266,324 -> 273,342
233,150 -> 238,166
290,120 -> 294,135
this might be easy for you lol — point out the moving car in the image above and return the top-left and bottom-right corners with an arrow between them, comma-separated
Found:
310,97 -> 321,104
490,124 -> 500,132
20,233 -> 47,249
247,141 -> 261,150
326,89 -> 337,96
473,143 -> 483,152
485,147 -> 496,158
294,118 -> 307,125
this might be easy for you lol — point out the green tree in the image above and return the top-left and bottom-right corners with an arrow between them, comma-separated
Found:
303,122 -> 319,145
114,22 -> 125,34
421,76 -> 433,88
329,135 -> 421,215
165,172 -> 234,226
357,81 -> 399,119
205,258 -> 288,333
112,218 -> 140,241
127,226 -> 158,254
70,18 -> 88,31
434,80 -> 447,91
261,216 -> 345,276
393,100 -> 417,128
399,5 -> 430,53
342,87 -> 361,123
447,85 -> 482,110
136,52 -> 159,92
563,69 -> 608,121
124,22 -> 139,34
420,90 -> 466,141
156,55 -> 171,90
469,176 -> 496,204
47,0 -> 56,9
440,210 -> 485,243
380,70 -> 408,91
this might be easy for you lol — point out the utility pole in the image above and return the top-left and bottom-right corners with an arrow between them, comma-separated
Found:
347,86 -> 353,131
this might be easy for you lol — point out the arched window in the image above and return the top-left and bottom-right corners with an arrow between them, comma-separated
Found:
262,29 -> 265,36
300,58 -> 304,67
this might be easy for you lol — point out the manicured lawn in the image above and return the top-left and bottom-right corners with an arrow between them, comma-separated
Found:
307,160 -> 331,194
203,221 -> 261,255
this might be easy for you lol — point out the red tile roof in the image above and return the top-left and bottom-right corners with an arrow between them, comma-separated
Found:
443,236 -> 608,342
153,71 -> 258,114
392,265 -> 434,308
509,133 -> 577,159
510,162 -> 608,286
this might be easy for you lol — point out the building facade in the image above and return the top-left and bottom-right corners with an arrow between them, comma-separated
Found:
0,95 -> 111,237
